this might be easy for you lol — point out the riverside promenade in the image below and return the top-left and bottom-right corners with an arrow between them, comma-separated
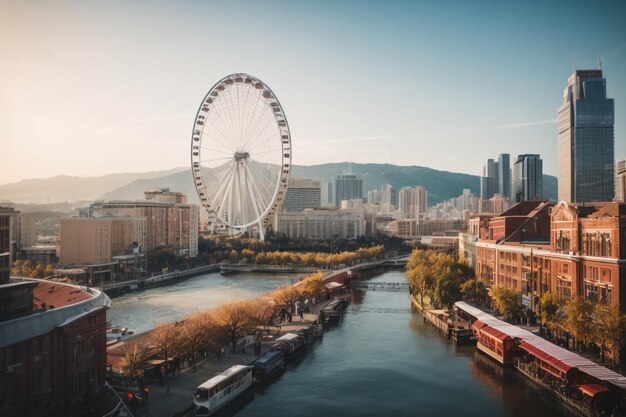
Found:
110,308 -> 326,417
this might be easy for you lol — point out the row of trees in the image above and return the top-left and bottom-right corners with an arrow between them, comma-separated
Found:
120,272 -> 328,380
11,259 -> 56,278
406,249 -> 477,310
540,293 -> 626,364
221,246 -> 385,267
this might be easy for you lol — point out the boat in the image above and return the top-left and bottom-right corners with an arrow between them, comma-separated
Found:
271,333 -> 306,359
252,350 -> 285,383
192,365 -> 253,416
320,298 -> 348,324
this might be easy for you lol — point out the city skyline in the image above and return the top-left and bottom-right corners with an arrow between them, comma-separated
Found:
1,1 -> 625,185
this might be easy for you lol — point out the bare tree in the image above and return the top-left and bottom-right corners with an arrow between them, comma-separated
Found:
179,313 -> 217,372
213,301 -> 256,353
151,323 -> 182,376
120,342 -> 151,383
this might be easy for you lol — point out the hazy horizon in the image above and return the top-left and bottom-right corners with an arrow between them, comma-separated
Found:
1,0 -> 625,184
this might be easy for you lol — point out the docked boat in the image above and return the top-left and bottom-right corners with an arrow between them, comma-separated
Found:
271,333 -> 306,359
455,302 -> 626,416
252,350 -> 285,383
192,365 -> 253,416
320,298 -> 348,324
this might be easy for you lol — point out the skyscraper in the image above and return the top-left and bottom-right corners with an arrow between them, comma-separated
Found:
480,154 -> 510,200
558,69 -> 615,203
498,153 -> 511,199
513,154 -> 543,203
398,186 -> 428,219
616,160 -> 626,202
335,174 -> 363,206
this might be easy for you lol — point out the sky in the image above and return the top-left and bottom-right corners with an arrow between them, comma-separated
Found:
0,0 -> 625,185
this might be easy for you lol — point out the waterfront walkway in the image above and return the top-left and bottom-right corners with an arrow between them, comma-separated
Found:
110,308 -> 326,417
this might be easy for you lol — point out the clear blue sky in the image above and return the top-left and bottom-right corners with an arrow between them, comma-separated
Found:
0,0 -> 624,184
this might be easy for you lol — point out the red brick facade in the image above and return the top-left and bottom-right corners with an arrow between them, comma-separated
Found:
475,201 -> 626,311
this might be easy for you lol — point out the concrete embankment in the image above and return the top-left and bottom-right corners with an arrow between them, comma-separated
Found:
103,264 -> 219,297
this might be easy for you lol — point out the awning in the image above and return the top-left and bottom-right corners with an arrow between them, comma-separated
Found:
578,384 -> 610,398
519,341 -> 576,377
479,324 -> 513,342
471,320 -> 488,332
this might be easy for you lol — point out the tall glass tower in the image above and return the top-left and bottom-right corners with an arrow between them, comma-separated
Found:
513,154 -> 543,203
557,70 -> 614,203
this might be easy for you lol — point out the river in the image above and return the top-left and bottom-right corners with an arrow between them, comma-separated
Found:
108,269 -> 571,417
107,271 -> 297,334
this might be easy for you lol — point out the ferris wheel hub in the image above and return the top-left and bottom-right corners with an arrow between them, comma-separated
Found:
234,151 -> 250,160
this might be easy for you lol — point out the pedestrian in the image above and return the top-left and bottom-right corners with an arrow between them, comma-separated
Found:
299,309 -> 304,322
304,298 -> 310,313
159,365 -> 165,385
221,347 -> 225,358
143,387 -> 149,402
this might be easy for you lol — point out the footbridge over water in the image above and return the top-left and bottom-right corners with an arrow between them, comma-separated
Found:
348,281 -> 410,291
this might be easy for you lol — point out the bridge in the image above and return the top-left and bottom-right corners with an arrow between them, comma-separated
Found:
348,281 -> 410,291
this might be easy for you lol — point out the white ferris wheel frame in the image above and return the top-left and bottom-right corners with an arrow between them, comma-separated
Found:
191,73 -> 291,237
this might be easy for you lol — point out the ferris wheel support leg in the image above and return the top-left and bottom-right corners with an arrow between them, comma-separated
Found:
258,220 -> 265,240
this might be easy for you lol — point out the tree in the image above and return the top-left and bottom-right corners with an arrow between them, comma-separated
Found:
593,304 -> 625,365
44,264 -> 56,278
434,270 -> 464,309
563,297 -> 595,350
179,313 -> 216,372
271,285 -> 300,310
151,323 -> 182,375
406,251 -> 435,309
301,273 -> 326,299
490,286 -> 522,322
120,342 -> 151,383
540,292 -> 563,330
213,301 -> 256,353
248,297 -> 276,328
460,278 -> 488,306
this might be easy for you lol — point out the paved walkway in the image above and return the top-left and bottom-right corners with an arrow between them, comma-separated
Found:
117,310 -> 324,417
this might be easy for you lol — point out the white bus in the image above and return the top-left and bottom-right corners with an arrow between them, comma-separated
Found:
192,365 -> 253,415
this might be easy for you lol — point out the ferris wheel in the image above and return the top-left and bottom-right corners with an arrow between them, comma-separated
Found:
191,73 -> 291,239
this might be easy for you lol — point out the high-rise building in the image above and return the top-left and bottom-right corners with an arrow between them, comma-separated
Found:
480,154 -> 511,200
498,153 -> 511,199
513,154 -> 543,203
89,190 -> 200,257
335,174 -> 363,206
18,212 -> 37,248
283,179 -> 321,212
558,69 -> 615,203
0,206 -> 18,285
381,184 -> 397,208
616,160 -> 626,202
60,217 -> 147,265
398,186 -> 428,219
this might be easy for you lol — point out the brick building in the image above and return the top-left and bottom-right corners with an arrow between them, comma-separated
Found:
474,201 -> 626,312
0,279 -> 111,416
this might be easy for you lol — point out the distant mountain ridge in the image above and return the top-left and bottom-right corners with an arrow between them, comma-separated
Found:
0,168 -> 187,204
0,163 -> 557,205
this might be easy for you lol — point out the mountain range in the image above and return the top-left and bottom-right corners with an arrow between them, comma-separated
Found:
0,163 -> 557,205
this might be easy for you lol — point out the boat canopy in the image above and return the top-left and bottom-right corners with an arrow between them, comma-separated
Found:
275,333 -> 300,343
578,384 -> 611,398
519,341 -> 576,378
479,325 -> 513,342
325,282 -> 343,289
198,365 -> 251,389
